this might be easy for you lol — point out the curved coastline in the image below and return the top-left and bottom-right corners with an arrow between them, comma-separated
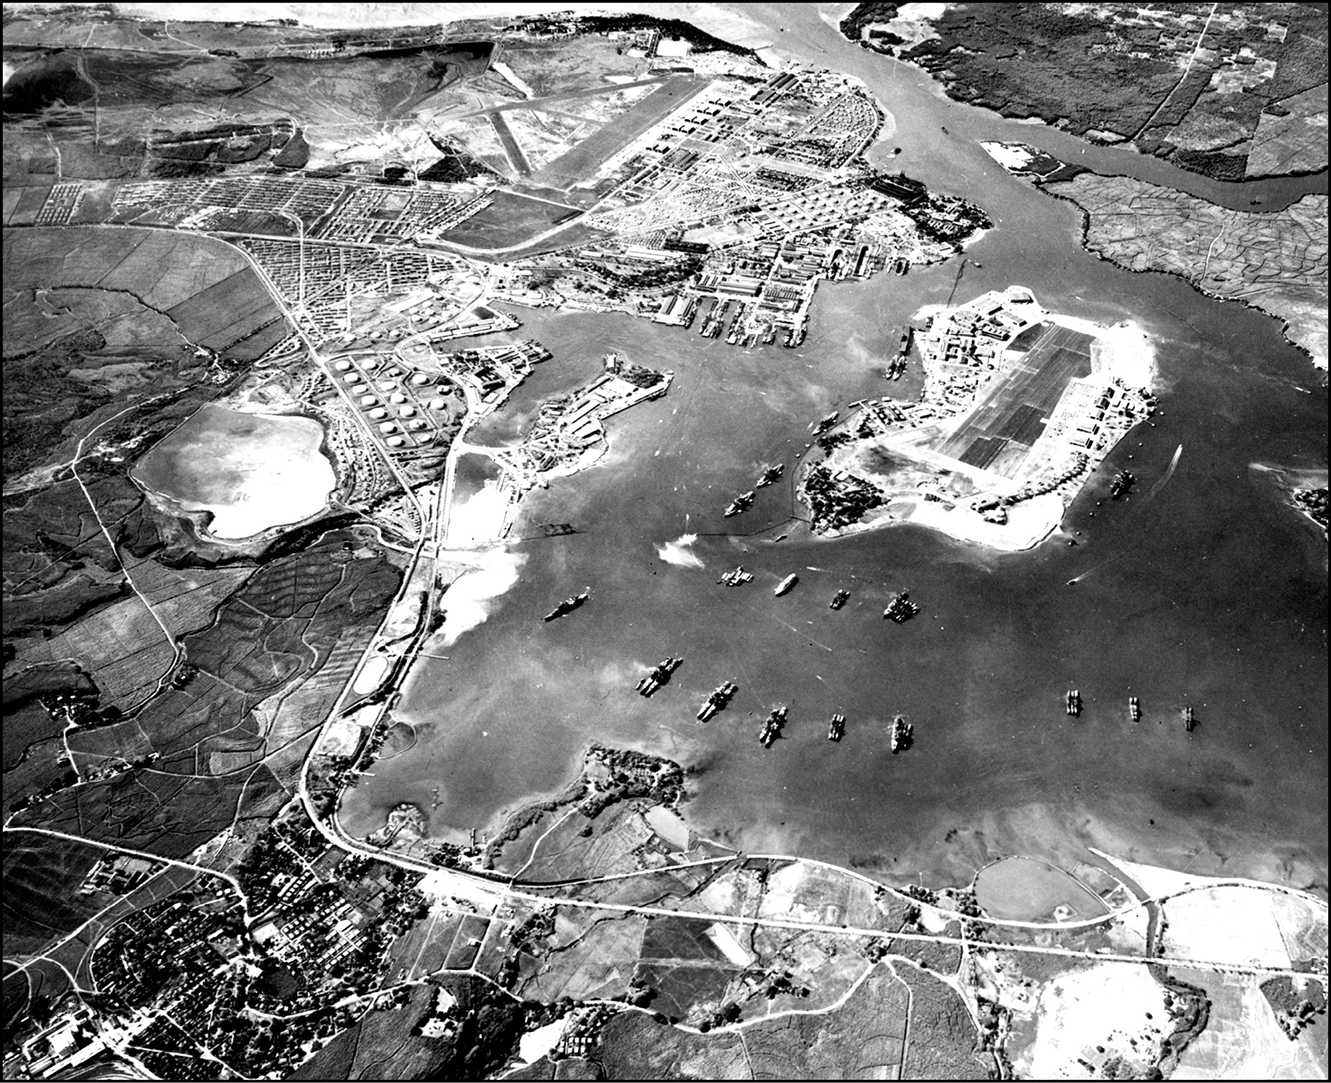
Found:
1036,181 -> 1328,371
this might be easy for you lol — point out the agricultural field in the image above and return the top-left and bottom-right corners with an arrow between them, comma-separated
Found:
4,227 -> 286,358
582,959 -> 949,1078
3,226 -> 289,487
846,2 -> 1329,181
521,915 -> 646,1003
10,529 -> 401,860
289,976 -> 526,1082
15,595 -> 175,712
2,832 -> 140,954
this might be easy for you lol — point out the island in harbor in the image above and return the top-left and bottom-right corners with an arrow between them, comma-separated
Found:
797,286 -> 1157,550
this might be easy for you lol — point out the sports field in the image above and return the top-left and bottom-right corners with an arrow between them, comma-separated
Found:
530,76 -> 709,189
936,323 -> 1094,477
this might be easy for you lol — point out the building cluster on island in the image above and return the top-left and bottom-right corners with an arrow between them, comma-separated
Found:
797,286 -> 1158,540
491,354 -> 672,495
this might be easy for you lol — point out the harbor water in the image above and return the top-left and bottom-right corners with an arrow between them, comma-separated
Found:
340,4 -> 1328,892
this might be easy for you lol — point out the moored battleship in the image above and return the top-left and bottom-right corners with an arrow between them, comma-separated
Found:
759,705 -> 788,748
774,573 -> 799,597
829,589 -> 850,610
883,591 -> 920,622
637,657 -> 682,697
697,681 -> 738,722
813,411 -> 839,436
724,490 -> 756,517
1066,689 -> 1082,717
890,715 -> 912,753
1129,695 -> 1141,722
543,592 -> 588,622
828,713 -> 846,741
756,464 -> 784,487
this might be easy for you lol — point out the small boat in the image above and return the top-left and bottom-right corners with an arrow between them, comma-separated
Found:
1182,705 -> 1196,732
1129,695 -> 1141,723
1066,689 -> 1081,717
828,713 -> 845,741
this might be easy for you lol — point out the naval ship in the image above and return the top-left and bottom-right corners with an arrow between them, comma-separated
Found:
890,715 -> 913,753
637,657 -> 682,697
697,681 -> 737,722
883,591 -> 920,623
543,592 -> 588,622
724,491 -> 756,517
759,706 -> 788,748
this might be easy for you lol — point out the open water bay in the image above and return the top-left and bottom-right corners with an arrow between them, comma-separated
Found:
341,5 -> 1328,891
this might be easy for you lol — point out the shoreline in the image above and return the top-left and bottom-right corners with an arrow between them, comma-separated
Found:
1037,180 -> 1329,372
796,289 -> 1159,552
